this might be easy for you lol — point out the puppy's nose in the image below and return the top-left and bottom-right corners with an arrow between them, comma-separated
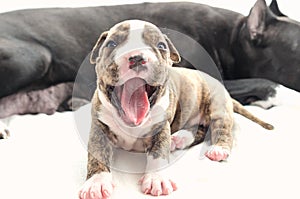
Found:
129,55 -> 146,65
128,55 -> 147,72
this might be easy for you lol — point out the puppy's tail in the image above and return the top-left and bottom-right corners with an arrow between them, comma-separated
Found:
232,99 -> 274,130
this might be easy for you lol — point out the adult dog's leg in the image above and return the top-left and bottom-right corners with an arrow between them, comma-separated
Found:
224,79 -> 278,108
0,39 -> 51,98
0,119 -> 10,139
0,82 -> 74,118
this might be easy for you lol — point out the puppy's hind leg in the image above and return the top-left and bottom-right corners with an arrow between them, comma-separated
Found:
171,126 -> 206,151
205,118 -> 233,162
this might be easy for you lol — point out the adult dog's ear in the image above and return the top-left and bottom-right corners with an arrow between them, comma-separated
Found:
164,34 -> 181,64
269,0 -> 286,17
90,31 -> 109,64
246,0 -> 275,46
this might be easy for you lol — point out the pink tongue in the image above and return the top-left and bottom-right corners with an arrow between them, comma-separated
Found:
121,78 -> 150,125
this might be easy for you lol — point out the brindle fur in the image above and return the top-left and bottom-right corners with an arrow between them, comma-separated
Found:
86,20 -> 274,182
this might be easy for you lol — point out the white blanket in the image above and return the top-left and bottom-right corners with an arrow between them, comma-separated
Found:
1,86 -> 300,199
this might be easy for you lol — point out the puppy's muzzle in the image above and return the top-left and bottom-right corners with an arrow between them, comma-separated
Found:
128,55 -> 147,72
108,78 -> 161,126
108,47 -> 164,126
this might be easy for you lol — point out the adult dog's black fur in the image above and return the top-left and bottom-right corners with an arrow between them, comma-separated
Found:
0,0 -> 299,118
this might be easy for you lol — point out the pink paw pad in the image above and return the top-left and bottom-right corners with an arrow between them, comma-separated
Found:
139,173 -> 177,196
205,146 -> 230,162
171,136 -> 187,151
79,172 -> 115,199
171,130 -> 194,152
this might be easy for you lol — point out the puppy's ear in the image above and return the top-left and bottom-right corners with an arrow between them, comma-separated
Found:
164,34 -> 181,64
90,31 -> 109,64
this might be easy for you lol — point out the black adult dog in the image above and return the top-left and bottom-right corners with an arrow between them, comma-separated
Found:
0,0 -> 299,119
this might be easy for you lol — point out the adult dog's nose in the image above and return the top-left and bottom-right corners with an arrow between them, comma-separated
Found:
128,55 -> 147,72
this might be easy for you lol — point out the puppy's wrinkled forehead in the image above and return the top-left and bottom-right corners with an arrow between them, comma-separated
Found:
108,20 -> 164,57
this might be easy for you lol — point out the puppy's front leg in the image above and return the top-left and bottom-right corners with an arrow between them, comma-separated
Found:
79,120 -> 115,199
140,122 -> 177,196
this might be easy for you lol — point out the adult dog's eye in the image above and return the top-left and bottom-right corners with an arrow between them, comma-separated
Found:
157,42 -> 167,50
106,40 -> 117,48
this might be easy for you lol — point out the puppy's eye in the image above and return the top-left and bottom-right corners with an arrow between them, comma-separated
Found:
157,42 -> 167,50
106,40 -> 117,48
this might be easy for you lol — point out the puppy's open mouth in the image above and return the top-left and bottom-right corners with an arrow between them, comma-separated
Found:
107,78 -> 160,126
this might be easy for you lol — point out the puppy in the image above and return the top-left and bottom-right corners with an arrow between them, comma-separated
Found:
79,19 -> 273,198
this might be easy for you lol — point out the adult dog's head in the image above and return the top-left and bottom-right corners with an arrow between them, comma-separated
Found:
232,0 -> 300,90
90,20 -> 180,126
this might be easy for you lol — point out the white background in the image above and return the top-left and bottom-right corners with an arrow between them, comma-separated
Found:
1,0 -> 300,21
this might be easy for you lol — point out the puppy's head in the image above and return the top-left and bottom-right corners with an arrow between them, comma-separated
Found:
91,20 -> 180,126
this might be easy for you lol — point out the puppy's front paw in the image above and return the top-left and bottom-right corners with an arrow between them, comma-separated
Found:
139,173 -> 177,196
79,172 -> 115,199
0,121 -> 10,139
205,146 -> 230,162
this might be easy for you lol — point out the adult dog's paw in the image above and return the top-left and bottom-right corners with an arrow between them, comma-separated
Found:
139,173 -> 177,196
0,121 -> 10,139
79,172 -> 115,199
205,145 -> 230,162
